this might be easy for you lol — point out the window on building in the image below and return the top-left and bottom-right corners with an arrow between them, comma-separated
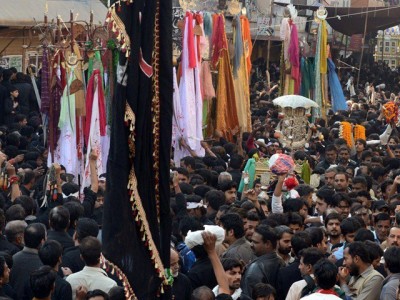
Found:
386,42 -> 390,46
385,47 -> 390,52
392,60 -> 396,65
392,42 -> 396,47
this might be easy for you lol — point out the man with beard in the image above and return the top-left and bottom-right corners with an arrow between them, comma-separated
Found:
325,213 -> 343,253
324,168 -> 338,189
266,140 -> 280,157
212,258 -> 251,300
275,226 -> 294,265
339,241 -> 384,300
334,172 -> 350,193
241,225 -> 285,297
373,213 -> 391,244
285,248 -> 325,300
333,217 -> 362,260
381,226 -> 400,250
276,232 -> 312,300
337,147 -> 357,169
315,187 -> 335,219
316,144 -> 338,171
170,248 -> 192,300
332,193 -> 351,219
220,213 -> 255,265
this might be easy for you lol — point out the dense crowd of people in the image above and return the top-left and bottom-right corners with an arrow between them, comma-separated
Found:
1,57 -> 400,300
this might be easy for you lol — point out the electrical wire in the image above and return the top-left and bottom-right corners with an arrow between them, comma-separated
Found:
247,4 -> 400,31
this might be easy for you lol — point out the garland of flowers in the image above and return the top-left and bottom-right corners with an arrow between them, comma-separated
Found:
100,254 -> 138,300
383,101 -> 398,124
340,121 -> 353,147
354,124 -> 366,141
105,2 -> 131,58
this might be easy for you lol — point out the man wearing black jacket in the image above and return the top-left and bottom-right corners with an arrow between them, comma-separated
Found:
37,240 -> 72,300
241,225 -> 285,297
276,231 -> 312,300
61,218 -> 99,274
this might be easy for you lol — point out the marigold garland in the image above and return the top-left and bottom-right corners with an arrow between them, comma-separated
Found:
354,125 -> 366,141
340,121 -> 353,147
383,101 -> 398,123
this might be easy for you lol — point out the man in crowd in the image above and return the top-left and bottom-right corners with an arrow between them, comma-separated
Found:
275,226 -> 293,265
213,258 -> 251,300
38,240 -> 72,300
0,256 -> 10,298
374,213 -> 391,244
339,241 -> 384,300
61,218 -> 99,273
47,206 -> 74,250
10,222 -> 46,300
301,259 -> 343,300
66,237 -> 117,299
241,225 -> 284,297
29,266 -> 57,300
325,213 -> 343,252
276,231 -> 312,300
220,213 -> 255,265
171,247 -> 192,300
381,246 -> 400,300
286,247 -> 325,300
316,145 -> 338,170
333,217 -> 362,260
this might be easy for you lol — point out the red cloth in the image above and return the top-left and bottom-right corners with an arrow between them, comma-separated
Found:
211,14 -> 227,69
84,69 -> 107,147
194,13 -> 203,63
187,12 -> 196,69
246,135 -> 256,151
288,21 -> 300,94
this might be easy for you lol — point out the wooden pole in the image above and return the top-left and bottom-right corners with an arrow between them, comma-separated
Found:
70,10 -> 74,51
56,16 -> 61,43
267,39 -> 271,87
357,5 -> 369,87
89,10 -> 93,41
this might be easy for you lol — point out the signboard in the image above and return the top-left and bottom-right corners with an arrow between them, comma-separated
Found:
257,16 -> 274,36
0,55 -> 22,72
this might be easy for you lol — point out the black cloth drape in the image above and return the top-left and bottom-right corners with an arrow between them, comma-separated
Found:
103,0 -> 172,298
